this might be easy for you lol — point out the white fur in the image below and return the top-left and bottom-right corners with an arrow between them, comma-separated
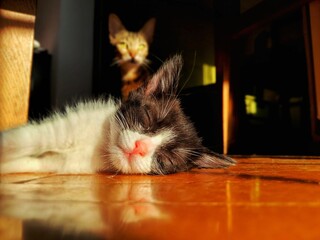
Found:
0,99 -> 174,174
1,99 -> 117,174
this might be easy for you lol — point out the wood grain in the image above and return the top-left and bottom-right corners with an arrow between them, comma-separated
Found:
0,0 -> 36,131
1,157 -> 320,239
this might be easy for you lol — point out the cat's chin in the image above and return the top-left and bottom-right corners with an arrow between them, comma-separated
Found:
119,56 -> 145,65
124,59 -> 143,66
113,152 -> 153,175
129,58 -> 139,64
104,143 -> 154,175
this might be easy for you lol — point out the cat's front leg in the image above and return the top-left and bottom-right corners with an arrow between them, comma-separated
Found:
1,157 -> 44,173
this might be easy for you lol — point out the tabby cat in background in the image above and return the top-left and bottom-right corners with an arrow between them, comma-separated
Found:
108,13 -> 156,100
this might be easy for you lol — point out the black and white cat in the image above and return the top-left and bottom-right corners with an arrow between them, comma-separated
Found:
0,55 -> 235,175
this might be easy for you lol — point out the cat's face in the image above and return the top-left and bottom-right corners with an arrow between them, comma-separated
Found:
103,55 -> 236,175
112,31 -> 149,64
108,13 -> 156,65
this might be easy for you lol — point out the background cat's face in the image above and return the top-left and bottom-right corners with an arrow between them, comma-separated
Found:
108,13 -> 156,66
112,31 -> 149,65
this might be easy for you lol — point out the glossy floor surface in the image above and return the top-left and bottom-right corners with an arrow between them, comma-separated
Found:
1,157 -> 320,240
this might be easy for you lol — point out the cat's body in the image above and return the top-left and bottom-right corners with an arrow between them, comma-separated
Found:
108,13 -> 156,100
1,100 -> 116,174
0,55 -> 235,175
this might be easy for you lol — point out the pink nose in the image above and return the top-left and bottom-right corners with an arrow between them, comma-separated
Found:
131,139 -> 149,156
129,51 -> 136,58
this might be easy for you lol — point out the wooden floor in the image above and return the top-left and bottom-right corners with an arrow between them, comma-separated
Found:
1,157 -> 320,240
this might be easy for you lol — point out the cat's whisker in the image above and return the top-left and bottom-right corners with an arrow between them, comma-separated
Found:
160,101 -> 171,120
159,97 -> 176,120
112,169 -> 121,176
141,62 -> 154,74
152,159 -> 166,175
150,53 -> 164,64
155,167 -> 165,175
110,59 -> 120,67
136,162 -> 149,175
180,148 -> 202,158
143,59 -> 151,65
145,61 -> 153,70
128,112 -> 137,131
101,162 -> 121,176
102,151 -> 123,174
118,114 -> 127,130
172,151 -> 189,166
114,114 -> 123,129
116,111 -> 130,130
151,95 -> 171,120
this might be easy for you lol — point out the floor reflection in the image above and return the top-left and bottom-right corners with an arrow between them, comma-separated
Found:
97,179 -> 169,224
2,158 -> 320,239
0,175 -> 170,239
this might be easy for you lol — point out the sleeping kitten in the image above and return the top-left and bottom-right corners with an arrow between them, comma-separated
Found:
0,55 -> 235,175
108,13 -> 156,101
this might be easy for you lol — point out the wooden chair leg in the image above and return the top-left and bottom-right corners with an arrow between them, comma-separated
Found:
0,0 -> 36,131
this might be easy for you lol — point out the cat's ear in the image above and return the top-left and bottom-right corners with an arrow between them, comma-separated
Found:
140,18 -> 156,44
144,54 -> 183,97
108,13 -> 126,43
193,149 -> 236,169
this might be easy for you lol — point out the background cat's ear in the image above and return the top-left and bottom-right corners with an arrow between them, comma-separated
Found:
193,149 -> 236,169
140,18 -> 156,44
108,13 -> 126,43
144,54 -> 183,97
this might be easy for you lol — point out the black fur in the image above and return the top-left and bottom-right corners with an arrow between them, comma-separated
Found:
113,54 -> 236,174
